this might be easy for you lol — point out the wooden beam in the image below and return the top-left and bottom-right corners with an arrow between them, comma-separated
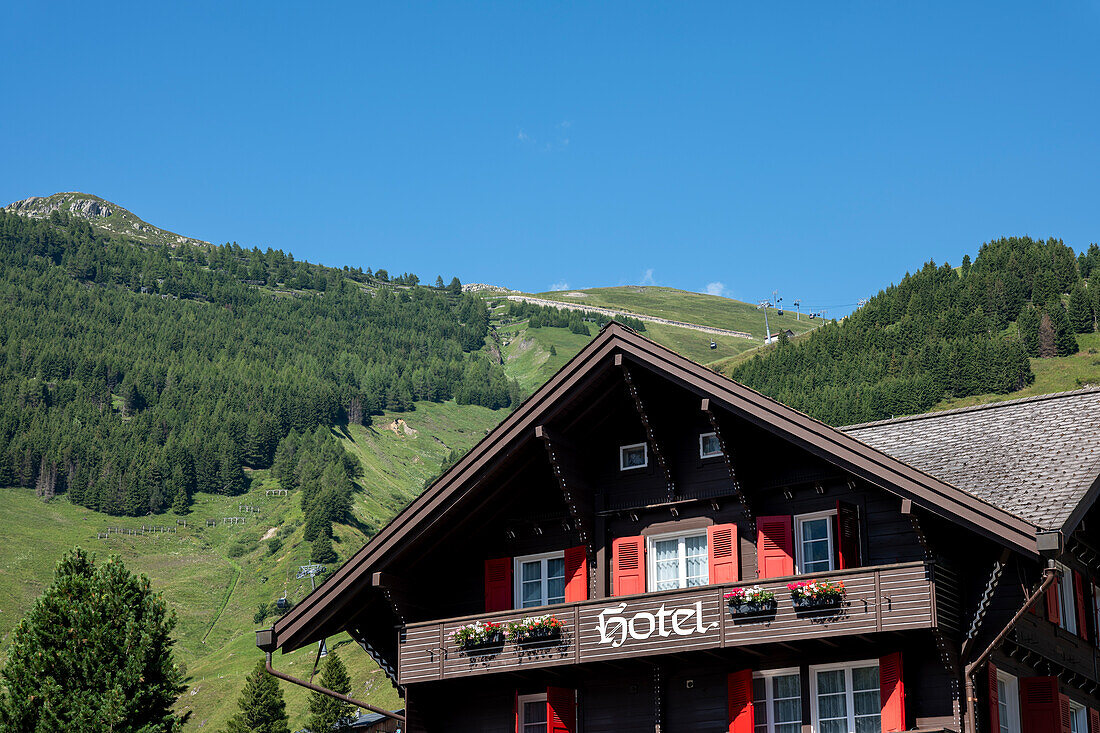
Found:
701,398 -> 753,520
617,357 -> 676,500
535,424 -> 595,551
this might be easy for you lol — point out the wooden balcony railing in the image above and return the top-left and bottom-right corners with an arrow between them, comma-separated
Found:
397,561 -> 955,685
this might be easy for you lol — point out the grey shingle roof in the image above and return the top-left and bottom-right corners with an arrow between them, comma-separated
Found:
843,387 -> 1100,530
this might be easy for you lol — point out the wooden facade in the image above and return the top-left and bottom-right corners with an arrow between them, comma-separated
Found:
262,325 -> 1100,733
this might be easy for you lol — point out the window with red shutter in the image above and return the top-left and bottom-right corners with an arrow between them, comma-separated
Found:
563,546 -> 587,603
1047,578 -> 1062,626
484,557 -> 513,612
1020,677 -> 1061,733
727,669 -> 754,733
836,500 -> 861,570
1059,695 -> 1072,733
987,662 -> 1000,733
756,516 -> 794,579
546,687 -> 576,733
611,536 -> 645,596
708,523 -> 738,585
879,652 -> 905,733
1074,570 -> 1089,642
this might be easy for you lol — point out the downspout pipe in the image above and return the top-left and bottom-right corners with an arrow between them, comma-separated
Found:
266,652 -> 407,724
962,564 -> 1059,733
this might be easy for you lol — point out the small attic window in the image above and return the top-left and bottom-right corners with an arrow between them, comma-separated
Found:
700,432 -> 722,459
620,443 -> 648,471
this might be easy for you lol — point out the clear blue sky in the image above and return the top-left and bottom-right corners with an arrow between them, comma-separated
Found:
4,2 -> 1099,314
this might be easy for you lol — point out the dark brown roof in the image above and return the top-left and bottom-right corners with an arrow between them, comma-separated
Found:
844,387 -> 1100,531
267,323 -> 1049,652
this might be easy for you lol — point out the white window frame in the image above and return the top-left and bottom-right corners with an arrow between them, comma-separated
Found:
808,659 -> 881,733
794,510 -> 836,575
1056,562 -> 1077,634
514,551 -> 566,609
996,670 -> 1020,733
517,693 -> 547,733
753,667 -> 802,733
1069,700 -> 1087,733
620,442 -> 648,471
646,529 -> 708,592
699,432 -> 722,459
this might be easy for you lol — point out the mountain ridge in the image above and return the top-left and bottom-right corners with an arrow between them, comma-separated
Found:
5,192 -> 210,248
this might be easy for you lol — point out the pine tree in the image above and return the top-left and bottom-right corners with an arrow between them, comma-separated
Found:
306,651 -> 356,732
1018,304 -> 1041,357
0,549 -> 187,732
311,535 -> 338,564
960,254 -> 972,278
224,661 -> 290,733
1046,300 -> 1079,356
1068,283 -> 1093,333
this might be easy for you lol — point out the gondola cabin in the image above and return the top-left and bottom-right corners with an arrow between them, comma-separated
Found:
260,324 -> 1100,733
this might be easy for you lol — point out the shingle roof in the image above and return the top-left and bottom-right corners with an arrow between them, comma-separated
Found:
844,388 -> 1100,530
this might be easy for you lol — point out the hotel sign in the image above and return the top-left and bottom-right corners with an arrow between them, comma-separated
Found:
577,590 -> 724,660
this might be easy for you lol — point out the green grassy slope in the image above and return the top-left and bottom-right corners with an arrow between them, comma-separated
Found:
529,286 -> 818,338
0,400 -> 505,731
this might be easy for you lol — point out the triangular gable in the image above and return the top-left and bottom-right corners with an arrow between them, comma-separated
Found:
270,323 -> 1041,652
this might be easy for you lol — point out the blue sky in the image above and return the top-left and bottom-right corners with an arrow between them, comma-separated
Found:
3,2 -> 1099,314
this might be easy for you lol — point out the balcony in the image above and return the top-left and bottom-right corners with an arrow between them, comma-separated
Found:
397,561 -> 957,685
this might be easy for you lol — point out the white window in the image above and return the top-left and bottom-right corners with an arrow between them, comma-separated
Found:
1056,563 -> 1077,634
996,671 -> 1020,733
1069,701 -> 1087,733
795,511 -> 836,575
514,552 -> 566,608
753,669 -> 802,733
810,661 -> 880,733
647,531 -> 708,591
518,693 -> 547,733
620,442 -> 648,470
700,432 -> 722,458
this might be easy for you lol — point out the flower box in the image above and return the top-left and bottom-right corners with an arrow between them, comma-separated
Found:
788,579 -> 846,610
507,615 -> 565,645
452,621 -> 506,653
724,585 -> 778,616
792,595 -> 842,610
728,599 -> 778,616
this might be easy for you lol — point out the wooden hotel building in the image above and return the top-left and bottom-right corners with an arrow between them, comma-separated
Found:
260,324 -> 1100,733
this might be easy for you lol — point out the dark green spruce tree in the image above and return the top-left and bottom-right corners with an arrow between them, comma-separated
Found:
306,652 -> 356,732
0,549 -> 187,732
1068,282 -> 1093,334
223,661 -> 290,733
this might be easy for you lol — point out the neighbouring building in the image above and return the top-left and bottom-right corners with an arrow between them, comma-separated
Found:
260,323 -> 1100,733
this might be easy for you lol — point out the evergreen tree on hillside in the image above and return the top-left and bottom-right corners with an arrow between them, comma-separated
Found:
306,652 -> 355,732
1069,282 -> 1093,333
311,535 -> 337,564
1046,300 -> 1079,356
1018,304 -> 1041,357
0,549 -> 187,732
224,661 -> 290,733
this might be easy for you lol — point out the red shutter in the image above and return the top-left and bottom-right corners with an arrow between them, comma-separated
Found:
987,662 -> 1000,733
708,523 -> 739,584
514,691 -> 519,733
1059,695 -> 1072,733
611,536 -> 645,596
1088,707 -> 1100,733
727,669 -> 754,733
1047,577 -> 1061,625
564,546 -> 588,603
879,652 -> 906,732
484,557 -> 513,612
836,501 -> 861,569
547,686 -> 576,733
1074,570 -> 1089,641
1020,677 -> 1061,733
756,516 -> 794,579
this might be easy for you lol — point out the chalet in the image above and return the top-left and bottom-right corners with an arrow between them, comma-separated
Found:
259,323 -> 1100,733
